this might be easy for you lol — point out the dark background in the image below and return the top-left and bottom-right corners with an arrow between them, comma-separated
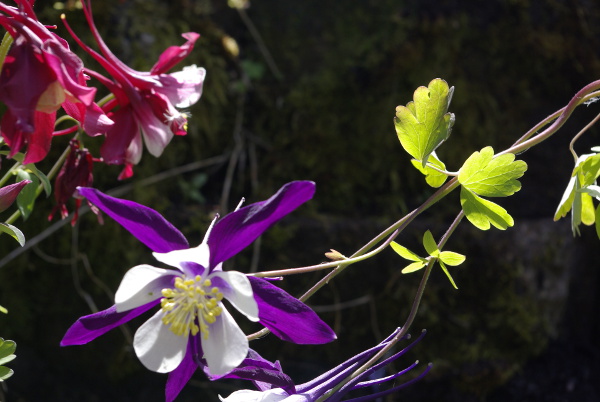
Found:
1,0 -> 599,400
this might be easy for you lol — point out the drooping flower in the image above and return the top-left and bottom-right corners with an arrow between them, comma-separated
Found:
219,328 -> 430,402
48,139 -> 95,224
61,181 -> 336,401
0,0 -> 112,164
61,0 -> 206,179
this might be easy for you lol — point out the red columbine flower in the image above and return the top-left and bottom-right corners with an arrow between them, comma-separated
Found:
0,1 -> 112,164
62,0 -> 206,180
48,139 -> 95,225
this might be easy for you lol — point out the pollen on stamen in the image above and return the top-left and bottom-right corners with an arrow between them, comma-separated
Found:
160,275 -> 224,339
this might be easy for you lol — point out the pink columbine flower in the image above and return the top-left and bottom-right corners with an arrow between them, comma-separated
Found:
62,0 -> 206,179
0,0 -> 112,164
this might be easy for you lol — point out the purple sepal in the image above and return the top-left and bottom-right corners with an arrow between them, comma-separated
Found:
202,349 -> 296,394
60,300 -> 159,345
78,187 -> 189,253
166,342 -> 197,402
249,276 -> 336,345
208,181 -> 315,267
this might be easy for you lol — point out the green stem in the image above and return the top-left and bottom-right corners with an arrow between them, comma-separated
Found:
0,160 -> 22,188
4,133 -> 79,226
316,211 -> 465,402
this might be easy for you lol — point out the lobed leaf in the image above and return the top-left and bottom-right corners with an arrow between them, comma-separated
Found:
460,187 -> 514,230
410,152 -> 448,188
458,146 -> 527,197
395,78 -> 455,167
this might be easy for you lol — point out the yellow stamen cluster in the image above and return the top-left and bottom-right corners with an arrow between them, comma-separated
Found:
160,275 -> 224,339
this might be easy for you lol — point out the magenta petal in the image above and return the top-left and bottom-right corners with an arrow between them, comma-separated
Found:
165,342 -> 197,402
0,180 -> 31,212
78,187 -> 189,253
150,32 -> 200,74
60,300 -> 159,346
249,276 -> 336,344
208,181 -> 316,267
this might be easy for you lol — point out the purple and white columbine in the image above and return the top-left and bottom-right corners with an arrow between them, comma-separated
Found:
61,181 -> 336,401
219,328 -> 430,402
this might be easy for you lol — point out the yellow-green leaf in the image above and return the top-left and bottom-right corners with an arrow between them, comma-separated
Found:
439,251 -> 466,266
401,261 -> 427,274
461,187 -> 514,230
390,241 -> 422,262
394,78 -> 455,167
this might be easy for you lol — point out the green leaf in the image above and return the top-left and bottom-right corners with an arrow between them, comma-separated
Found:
458,146 -> 527,197
0,366 -> 13,381
554,175 -> 577,220
390,241 -> 422,262
0,305 -> 6,314
410,152 -> 448,188
461,187 -> 514,230
579,153 -> 600,187
595,204 -> 600,239
422,230 -> 438,256
439,261 -> 458,289
581,191 -> 595,226
394,78 -> 455,167
0,339 -> 15,358
0,222 -> 25,246
24,164 -> 51,197
16,170 -> 39,221
401,260 -> 427,274
439,251 -> 466,266
0,353 -> 15,366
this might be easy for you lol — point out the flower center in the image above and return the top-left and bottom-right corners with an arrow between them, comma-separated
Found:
160,275 -> 224,338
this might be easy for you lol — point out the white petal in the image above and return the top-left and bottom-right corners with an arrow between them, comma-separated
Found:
133,309 -> 188,373
203,308 -> 248,376
153,243 -> 210,274
219,388 -> 289,402
115,265 -> 176,312
211,271 -> 259,322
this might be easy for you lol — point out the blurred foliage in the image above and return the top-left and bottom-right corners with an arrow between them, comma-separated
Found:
0,0 -> 599,400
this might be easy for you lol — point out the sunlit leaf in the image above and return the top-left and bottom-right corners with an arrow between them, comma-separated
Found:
460,187 -> 514,230
422,230 -> 438,256
401,260 -> 427,274
395,78 -> 455,167
410,152 -> 448,188
0,223 -> 25,246
458,146 -> 527,197
439,261 -> 458,289
439,251 -> 466,266
390,241 -> 423,262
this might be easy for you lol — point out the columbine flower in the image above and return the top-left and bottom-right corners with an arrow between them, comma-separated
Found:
220,328 -> 430,402
61,0 -> 206,179
48,139 -> 94,224
0,0 -> 112,163
61,181 -> 336,401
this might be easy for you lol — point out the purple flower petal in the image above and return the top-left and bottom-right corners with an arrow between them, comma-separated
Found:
60,300 -> 159,345
202,349 -> 296,394
249,277 -> 336,344
208,181 -> 315,267
78,187 -> 189,253
166,343 -> 197,402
